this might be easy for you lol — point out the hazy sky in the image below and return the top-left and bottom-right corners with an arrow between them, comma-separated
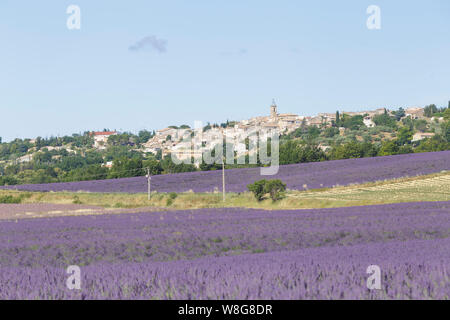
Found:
0,0 -> 449,141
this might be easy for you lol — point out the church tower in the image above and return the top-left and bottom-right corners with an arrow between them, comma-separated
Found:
270,99 -> 278,120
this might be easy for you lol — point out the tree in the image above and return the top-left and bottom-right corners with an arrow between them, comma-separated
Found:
372,113 -> 397,129
108,157 -> 144,178
330,141 -> 378,160
413,119 -> 428,132
443,108 -> 450,121
264,179 -> 287,201
442,121 -> 450,142
247,179 -> 267,201
138,130 -> 153,144
279,141 -> 326,165
415,135 -> 449,152
424,104 -> 438,117
142,159 -> 163,175
339,114 -> 364,130
335,111 -> 340,127
323,127 -> 339,138
247,179 -> 287,202
396,127 -> 413,145
392,107 -> 405,121
379,140 -> 399,156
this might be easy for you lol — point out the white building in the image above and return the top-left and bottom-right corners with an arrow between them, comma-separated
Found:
363,116 -> 376,128
90,131 -> 118,149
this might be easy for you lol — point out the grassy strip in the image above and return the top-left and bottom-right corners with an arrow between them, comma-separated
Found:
0,171 -> 448,211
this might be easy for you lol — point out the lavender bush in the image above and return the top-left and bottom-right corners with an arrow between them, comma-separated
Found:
0,201 -> 449,299
1,151 -> 449,193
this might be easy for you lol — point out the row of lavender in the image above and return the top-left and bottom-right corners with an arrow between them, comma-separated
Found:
1,151 -> 449,193
1,239 -> 448,299
1,202 -> 449,267
0,201 -> 449,299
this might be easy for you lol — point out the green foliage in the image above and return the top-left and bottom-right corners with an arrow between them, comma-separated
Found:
168,192 -> 178,200
392,107 -> 406,121
373,113 -> 397,129
323,127 -> 339,138
107,133 -> 137,147
424,104 -> 438,117
330,141 -> 378,160
264,179 -> 287,201
0,195 -> 22,204
63,164 -> 108,182
137,130 -> 154,144
160,156 -> 197,174
142,159 -> 163,175
339,115 -> 364,130
379,140 -> 399,156
396,127 -> 414,145
72,196 -> 82,205
443,109 -> 450,121
247,180 -> 267,201
247,179 -> 286,202
166,193 -> 177,206
415,135 -> 450,153
442,121 -> 450,142
279,141 -> 326,165
108,157 -> 144,179
0,176 -> 18,186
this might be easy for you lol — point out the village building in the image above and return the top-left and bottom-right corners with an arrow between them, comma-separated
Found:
363,116 -> 376,128
90,131 -> 118,150
412,132 -> 435,142
405,107 -> 425,119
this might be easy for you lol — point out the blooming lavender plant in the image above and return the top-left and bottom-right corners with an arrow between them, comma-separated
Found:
1,151 -> 449,193
0,201 -> 449,299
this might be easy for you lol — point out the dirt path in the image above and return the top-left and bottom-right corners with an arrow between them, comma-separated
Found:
0,203 -> 168,220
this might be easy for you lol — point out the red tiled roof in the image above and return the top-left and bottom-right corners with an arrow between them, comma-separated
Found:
90,131 -> 117,136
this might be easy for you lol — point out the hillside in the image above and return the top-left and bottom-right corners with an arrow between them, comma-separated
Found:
2,151 -> 449,194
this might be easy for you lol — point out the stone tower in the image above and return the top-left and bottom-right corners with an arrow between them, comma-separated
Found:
270,99 -> 278,120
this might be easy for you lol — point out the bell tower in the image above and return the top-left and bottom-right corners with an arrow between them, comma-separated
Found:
270,99 -> 278,119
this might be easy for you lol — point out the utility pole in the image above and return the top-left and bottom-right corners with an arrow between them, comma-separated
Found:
222,156 -> 225,202
146,168 -> 151,200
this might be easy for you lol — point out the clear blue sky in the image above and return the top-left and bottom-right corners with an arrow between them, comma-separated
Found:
0,0 -> 449,141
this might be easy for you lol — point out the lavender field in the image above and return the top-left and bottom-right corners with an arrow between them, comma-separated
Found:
2,151 -> 449,193
0,202 -> 449,299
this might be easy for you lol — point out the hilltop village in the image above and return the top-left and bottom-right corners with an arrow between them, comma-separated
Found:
0,102 -> 449,185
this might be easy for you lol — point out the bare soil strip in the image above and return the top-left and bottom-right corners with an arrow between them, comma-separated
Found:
0,203 -> 167,220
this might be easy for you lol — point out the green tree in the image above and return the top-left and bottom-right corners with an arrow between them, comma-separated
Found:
392,107 -> 406,121
396,127 -> 413,145
373,113 -> 397,129
424,104 -> 438,117
247,179 -> 267,201
264,179 -> 287,202
379,140 -> 399,156
443,108 -> 450,121
108,157 -> 144,178
142,159 -> 163,175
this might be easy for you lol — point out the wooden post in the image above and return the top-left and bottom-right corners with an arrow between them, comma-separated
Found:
146,168 -> 151,200
222,157 -> 225,202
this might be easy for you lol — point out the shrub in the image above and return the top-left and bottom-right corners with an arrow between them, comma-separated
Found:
72,196 -> 82,204
264,179 -> 287,202
247,180 -> 267,201
0,195 -> 22,204
168,192 -> 178,200
247,179 -> 287,202
166,192 -> 177,206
